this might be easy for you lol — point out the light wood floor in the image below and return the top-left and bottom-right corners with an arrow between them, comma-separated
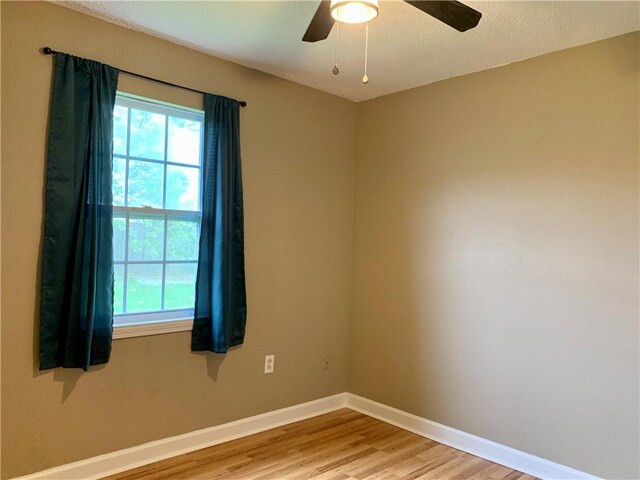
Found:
103,408 -> 536,480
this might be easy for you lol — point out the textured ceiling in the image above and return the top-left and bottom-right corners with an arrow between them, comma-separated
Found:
54,1 -> 639,102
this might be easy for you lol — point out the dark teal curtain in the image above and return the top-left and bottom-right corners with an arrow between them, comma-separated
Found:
40,53 -> 119,370
192,94 -> 247,353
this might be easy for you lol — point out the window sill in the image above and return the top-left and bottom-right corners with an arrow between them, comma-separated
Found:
113,319 -> 193,340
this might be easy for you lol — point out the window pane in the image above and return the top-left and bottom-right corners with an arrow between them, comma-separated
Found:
112,156 -> 126,206
126,264 -> 163,313
166,165 -> 200,211
113,216 -> 126,262
164,263 -> 197,310
111,96 -> 204,323
168,117 -> 201,166
167,219 -> 199,261
113,105 -> 128,156
129,109 -> 165,160
114,264 -> 124,314
128,216 -> 164,261
128,160 -> 164,208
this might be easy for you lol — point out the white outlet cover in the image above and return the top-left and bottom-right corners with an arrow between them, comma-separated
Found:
264,355 -> 275,374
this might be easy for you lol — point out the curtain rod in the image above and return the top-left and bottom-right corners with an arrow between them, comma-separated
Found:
41,47 -> 247,108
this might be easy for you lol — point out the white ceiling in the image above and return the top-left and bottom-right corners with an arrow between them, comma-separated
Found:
54,1 -> 640,102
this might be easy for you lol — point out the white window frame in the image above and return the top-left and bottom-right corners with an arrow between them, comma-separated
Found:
112,93 -> 204,340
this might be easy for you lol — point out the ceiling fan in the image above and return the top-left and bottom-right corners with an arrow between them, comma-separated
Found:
302,0 -> 482,42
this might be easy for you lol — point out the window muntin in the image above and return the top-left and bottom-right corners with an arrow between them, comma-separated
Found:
112,95 -> 203,327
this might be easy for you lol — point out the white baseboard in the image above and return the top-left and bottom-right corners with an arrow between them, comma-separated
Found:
345,393 -> 601,480
13,391 -> 601,480
12,393 -> 348,480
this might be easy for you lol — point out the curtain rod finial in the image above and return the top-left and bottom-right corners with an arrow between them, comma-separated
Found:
42,47 -> 54,55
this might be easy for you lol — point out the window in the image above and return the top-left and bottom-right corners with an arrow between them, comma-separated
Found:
112,94 -> 203,337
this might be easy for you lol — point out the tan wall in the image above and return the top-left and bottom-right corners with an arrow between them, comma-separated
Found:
0,2 -> 356,478
349,32 -> 639,479
2,2 -> 638,479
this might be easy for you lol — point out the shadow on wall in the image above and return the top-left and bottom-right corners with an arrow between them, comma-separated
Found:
194,352 -> 227,381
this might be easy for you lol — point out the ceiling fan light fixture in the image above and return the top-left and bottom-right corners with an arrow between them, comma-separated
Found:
330,0 -> 379,24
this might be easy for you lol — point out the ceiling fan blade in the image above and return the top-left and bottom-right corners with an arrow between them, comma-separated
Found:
404,1 -> 482,32
303,1 -> 335,42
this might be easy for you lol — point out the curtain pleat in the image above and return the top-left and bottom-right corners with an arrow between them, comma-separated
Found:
39,53 -> 119,370
192,94 -> 247,353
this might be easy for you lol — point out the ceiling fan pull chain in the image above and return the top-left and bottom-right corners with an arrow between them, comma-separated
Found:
332,22 -> 340,75
362,22 -> 369,84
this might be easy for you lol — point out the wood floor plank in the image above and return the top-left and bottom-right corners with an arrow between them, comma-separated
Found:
488,465 -> 520,480
101,409 -> 535,480
501,471 -> 527,480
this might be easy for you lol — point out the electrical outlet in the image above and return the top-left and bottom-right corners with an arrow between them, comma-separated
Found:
323,354 -> 330,371
264,355 -> 275,374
